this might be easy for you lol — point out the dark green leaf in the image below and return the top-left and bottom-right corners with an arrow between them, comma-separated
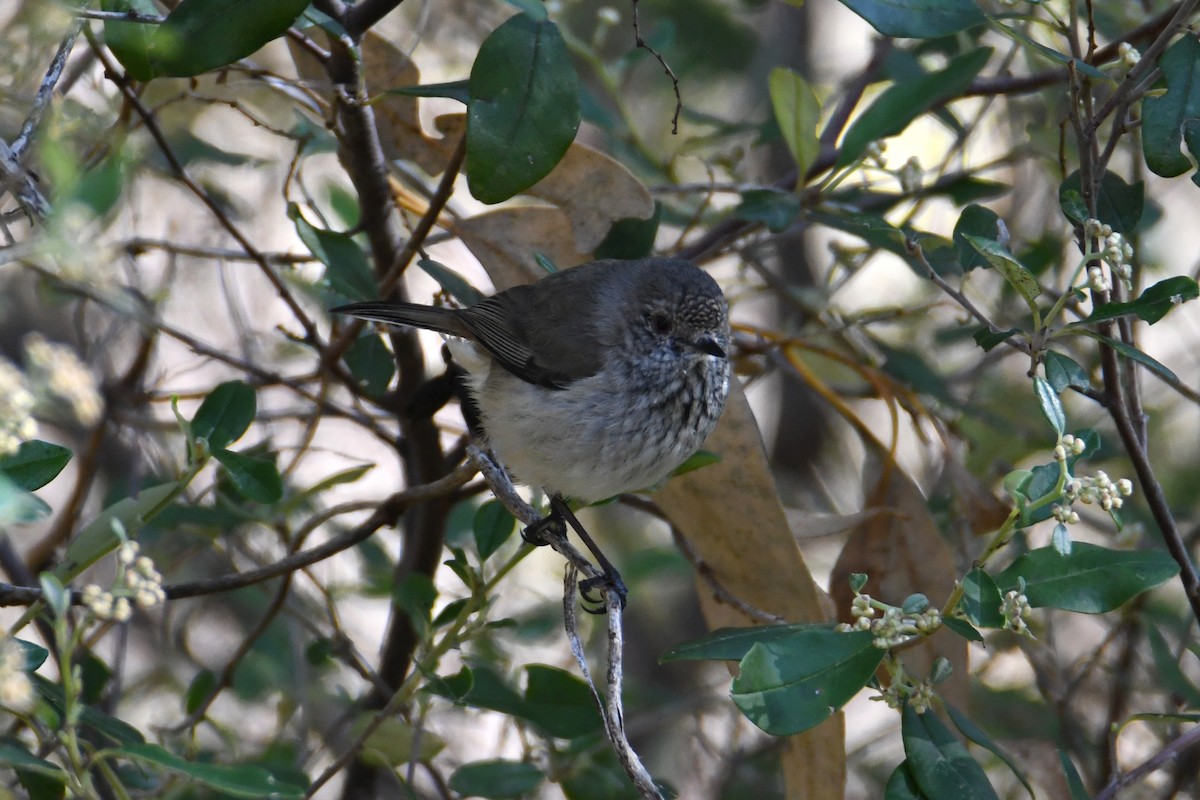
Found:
0,738 -> 67,783
1032,375 -> 1065,435
467,14 -> 579,203
902,705 -> 999,800
214,449 -> 283,504
1059,170 -> 1144,234
1143,36 -> 1200,180
942,617 -> 984,643
416,259 -> 485,305
731,631 -> 884,736
14,639 -> 49,671
33,675 -> 145,745
593,205 -> 662,260
837,0 -> 985,38
290,204 -> 376,304
972,327 -> 1021,352
1059,751 -> 1089,800
0,440 -> 72,491
960,568 -> 1004,629
394,573 -> 437,630
185,669 -> 218,715
734,189 -> 801,232
839,48 -> 991,166
953,204 -> 1004,272
191,381 -> 256,451
994,543 -> 1179,613
522,665 -> 603,739
449,760 -> 544,799
1082,276 -> 1199,325
945,704 -> 1036,799
1069,330 -> 1178,384
962,234 -> 1041,309
884,761 -> 930,800
146,0 -> 312,78
343,333 -> 396,397
101,0 -> 160,81
662,623 -> 834,662
473,500 -> 515,561
769,67 -> 821,179
387,80 -> 470,104
118,742 -> 306,798
1059,188 -> 1089,226
1043,351 -> 1090,393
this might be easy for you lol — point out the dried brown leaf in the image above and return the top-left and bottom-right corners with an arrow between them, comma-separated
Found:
456,206 -> 589,291
656,382 -> 845,800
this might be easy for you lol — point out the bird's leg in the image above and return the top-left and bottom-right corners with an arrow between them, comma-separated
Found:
549,495 -> 627,610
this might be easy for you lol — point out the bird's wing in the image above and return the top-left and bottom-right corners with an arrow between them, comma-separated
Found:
459,289 -> 605,389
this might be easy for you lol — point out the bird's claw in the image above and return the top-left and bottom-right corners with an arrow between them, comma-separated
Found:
579,572 -> 628,613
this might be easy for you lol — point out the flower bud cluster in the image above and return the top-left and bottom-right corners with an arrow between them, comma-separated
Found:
0,360 -> 37,458
82,542 -> 166,622
0,638 -> 34,712
1053,433 -> 1088,463
872,673 -> 936,714
837,592 -> 942,649
1083,218 -> 1135,292
865,140 -> 887,168
1001,589 -> 1033,636
23,334 -> 103,426
1119,42 -> 1141,67
1066,470 -> 1134,512
898,157 -> 923,193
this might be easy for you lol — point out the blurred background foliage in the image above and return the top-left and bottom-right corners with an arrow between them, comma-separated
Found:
1,0 -> 1199,798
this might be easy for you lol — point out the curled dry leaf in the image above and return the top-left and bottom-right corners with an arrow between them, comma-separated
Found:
828,456 -> 969,710
456,206 -> 590,291
656,382 -> 845,800
524,142 -> 655,253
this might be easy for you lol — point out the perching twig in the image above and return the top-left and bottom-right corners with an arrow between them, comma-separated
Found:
631,0 -> 682,134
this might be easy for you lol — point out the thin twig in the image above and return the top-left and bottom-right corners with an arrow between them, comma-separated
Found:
1094,724 -> 1200,800
12,15 -> 85,157
631,0 -> 682,134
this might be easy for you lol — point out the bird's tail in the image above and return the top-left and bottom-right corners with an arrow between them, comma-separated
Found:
331,301 -> 471,338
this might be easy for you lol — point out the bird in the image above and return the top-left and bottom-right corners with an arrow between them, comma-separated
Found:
332,257 -> 731,605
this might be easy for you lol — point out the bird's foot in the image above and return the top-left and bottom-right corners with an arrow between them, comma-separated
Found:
579,569 -> 628,613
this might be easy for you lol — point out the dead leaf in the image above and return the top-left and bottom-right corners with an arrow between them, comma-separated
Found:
828,455 -> 970,710
656,382 -> 845,800
456,207 -> 590,291
524,142 -> 655,253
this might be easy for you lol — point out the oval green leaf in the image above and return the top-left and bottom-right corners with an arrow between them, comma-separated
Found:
769,67 -> 821,180
960,568 -> 1004,629
731,630 -> 884,736
0,440 -> 72,491
962,234 -> 1042,309
1043,351 -> 1089,393
1143,36 -> 1200,180
117,742 -> 306,798
467,13 -> 580,204
448,759 -> 545,799
837,0 -> 984,38
994,543 -> 1179,614
902,705 -> 999,800
661,622 -> 833,662
192,381 -> 256,451
214,449 -> 283,504
473,500 -> 515,561
1082,276 -> 1199,326
1033,375 -> 1065,435
147,0 -> 312,78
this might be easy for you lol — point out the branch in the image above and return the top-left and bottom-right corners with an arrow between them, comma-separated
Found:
1094,724 -> 1200,800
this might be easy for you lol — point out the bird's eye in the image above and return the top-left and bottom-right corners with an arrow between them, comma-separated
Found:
648,311 -> 673,335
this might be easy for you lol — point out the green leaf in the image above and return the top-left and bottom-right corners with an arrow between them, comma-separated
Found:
1059,188 -> 1089,226
1082,276 -> 1199,325
416,259 -> 485,305
953,204 -> 1004,272
884,761 -> 931,800
661,623 -> 833,662
386,80 -> 471,104
1043,351 -> 1090,393
902,705 -> 999,800
448,760 -> 544,799
1059,751 -> 1090,800
731,631 -> 884,736
473,500 -> 515,561
962,234 -> 1042,309
1059,170 -> 1144,234
343,333 -> 396,397
960,568 -> 1004,629
1069,330 -> 1178,384
734,188 -> 801,232
1146,625 -> 1200,708
945,704 -> 1036,799
972,327 -> 1021,352
394,573 -> 437,630
56,482 -> 181,581
0,440 -> 72,491
191,381 -> 256,451
0,473 -> 48,525
769,67 -> 821,180
33,675 -> 145,745
117,742 -> 306,798
1032,375 -> 1065,435
101,0 -> 160,81
1052,523 -> 1072,556
593,205 -> 662,260
671,449 -> 721,477
0,738 -> 68,784
837,0 -> 985,38
838,47 -> 991,166
942,616 -> 984,643
521,665 -> 603,739
990,17 -> 1109,81
146,0 -> 312,78
39,574 -> 70,619
185,669 -> 218,715
1143,36 -> 1200,180
994,543 -> 1180,613
214,449 -> 283,504
14,639 -> 49,671
289,204 -> 376,304
467,13 -> 579,203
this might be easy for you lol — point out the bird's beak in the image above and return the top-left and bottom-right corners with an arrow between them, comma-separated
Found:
690,335 -> 727,359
